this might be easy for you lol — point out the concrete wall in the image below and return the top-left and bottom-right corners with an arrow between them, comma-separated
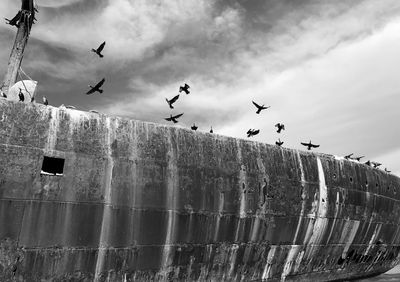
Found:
0,99 -> 400,281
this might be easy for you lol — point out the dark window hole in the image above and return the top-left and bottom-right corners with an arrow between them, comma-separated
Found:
41,156 -> 65,175
349,177 -> 353,183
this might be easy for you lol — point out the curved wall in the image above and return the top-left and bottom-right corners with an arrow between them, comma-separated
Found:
0,99 -> 399,281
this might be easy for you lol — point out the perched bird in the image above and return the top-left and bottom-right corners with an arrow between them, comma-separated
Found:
179,83 -> 190,94
385,168 -> 391,173
165,113 -> 183,123
354,156 -> 364,161
275,123 -> 285,133
166,94 -> 179,109
43,96 -> 48,106
210,126 -> 213,133
252,101 -> 270,114
5,11 -> 21,28
0,91 -> 6,98
191,123 -> 198,131
18,88 -> 24,102
372,162 -> 382,168
301,140 -> 319,151
86,78 -> 105,95
344,153 -> 354,160
365,160 -> 371,166
247,129 -> 260,137
275,139 -> 284,147
91,41 -> 106,58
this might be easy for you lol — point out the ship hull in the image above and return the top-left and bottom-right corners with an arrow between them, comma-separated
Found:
0,99 -> 399,281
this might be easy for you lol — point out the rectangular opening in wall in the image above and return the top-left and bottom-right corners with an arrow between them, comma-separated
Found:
41,156 -> 65,176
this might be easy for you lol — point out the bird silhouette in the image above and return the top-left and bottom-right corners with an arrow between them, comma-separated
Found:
18,88 -> 24,102
0,91 -> 6,98
247,129 -> 260,137
275,139 -> 284,146
191,123 -> 198,131
86,78 -> 105,95
5,11 -> 21,28
43,96 -> 48,106
301,140 -> 319,151
344,153 -> 353,160
252,101 -> 270,114
165,113 -> 183,123
354,156 -> 364,161
210,126 -> 213,133
385,168 -> 391,173
372,162 -> 382,168
275,123 -> 285,133
90,110 -> 99,114
365,160 -> 371,166
179,83 -> 190,94
166,94 -> 179,109
91,41 -> 106,58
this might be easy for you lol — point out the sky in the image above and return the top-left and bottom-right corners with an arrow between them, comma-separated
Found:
0,0 -> 400,176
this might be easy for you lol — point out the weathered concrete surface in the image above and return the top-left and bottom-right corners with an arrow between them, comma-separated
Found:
0,99 -> 399,281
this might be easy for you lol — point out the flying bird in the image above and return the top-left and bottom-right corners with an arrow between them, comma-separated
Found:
5,11 -> 21,28
275,123 -> 285,133
91,41 -> 106,58
252,101 -> 270,114
275,139 -> 284,147
86,78 -> 105,95
179,83 -> 190,94
165,113 -> 183,123
166,94 -> 179,109
247,129 -> 260,137
43,96 -> 48,106
344,153 -> 354,160
191,123 -> 198,131
210,126 -> 213,133
18,88 -> 24,102
301,140 -> 319,151
354,156 -> 364,161
372,162 -> 382,168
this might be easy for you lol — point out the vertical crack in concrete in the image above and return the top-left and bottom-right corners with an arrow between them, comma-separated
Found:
94,117 -> 115,280
45,107 -> 59,152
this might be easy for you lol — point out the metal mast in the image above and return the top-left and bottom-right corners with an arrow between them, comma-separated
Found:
2,0 -> 36,95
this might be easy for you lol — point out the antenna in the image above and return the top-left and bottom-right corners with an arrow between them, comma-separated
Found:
2,0 -> 36,95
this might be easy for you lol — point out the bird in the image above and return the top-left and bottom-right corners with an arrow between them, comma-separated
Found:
90,110 -> 99,114
354,156 -> 364,161
18,88 -> 24,102
191,123 -> 198,131
344,153 -> 354,160
252,101 -> 270,114
275,123 -> 285,133
179,83 -> 190,94
91,41 -> 106,58
5,11 -> 21,28
247,129 -> 260,137
66,105 -> 76,109
365,160 -> 371,166
275,139 -> 284,147
372,162 -> 382,168
301,140 -> 319,151
86,78 -> 105,95
210,126 -> 213,133
165,113 -> 183,123
166,94 -> 179,109
0,91 -> 6,98
384,168 -> 391,173
43,96 -> 48,106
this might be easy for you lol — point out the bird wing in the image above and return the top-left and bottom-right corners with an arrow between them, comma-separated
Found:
165,117 -> 173,121
253,130 -> 260,135
311,144 -> 320,148
94,78 -> 106,89
172,113 -> 184,119
252,101 -> 261,109
170,94 -> 179,103
185,83 -> 190,89
97,41 -> 106,52
300,142 -> 308,146
86,88 -> 96,95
